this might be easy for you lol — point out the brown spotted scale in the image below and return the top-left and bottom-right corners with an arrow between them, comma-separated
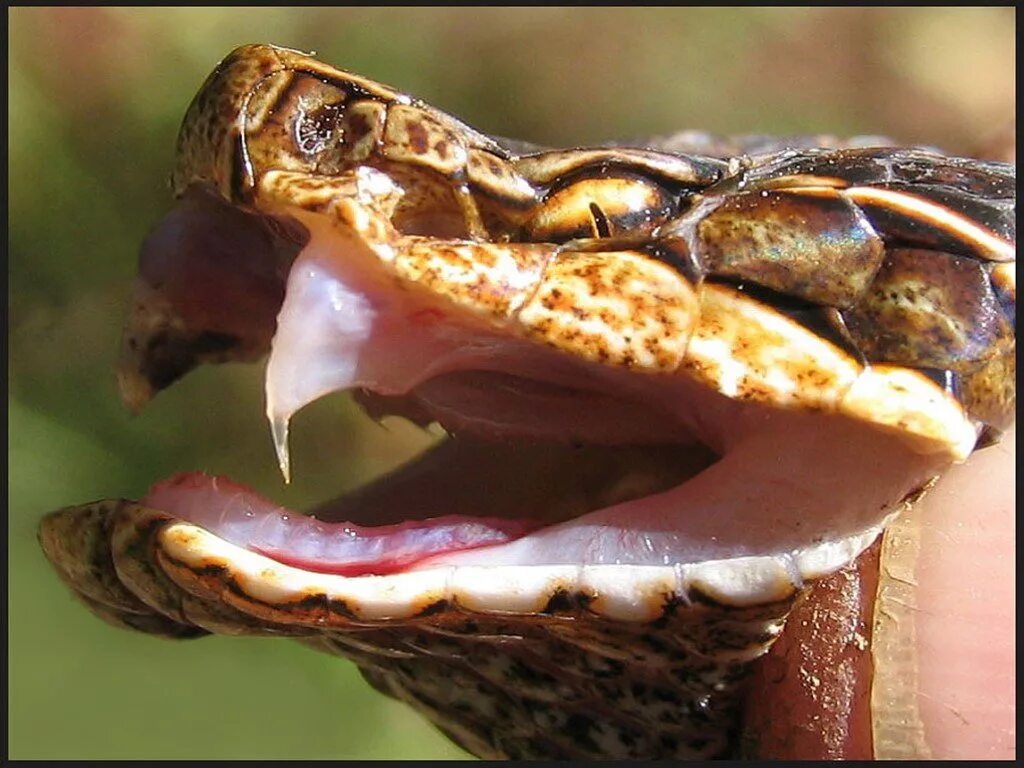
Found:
40,44 -> 1014,759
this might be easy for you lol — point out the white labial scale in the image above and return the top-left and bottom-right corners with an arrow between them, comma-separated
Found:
159,521 -> 885,620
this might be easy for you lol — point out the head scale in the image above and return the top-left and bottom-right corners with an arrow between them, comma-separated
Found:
171,44 -> 400,203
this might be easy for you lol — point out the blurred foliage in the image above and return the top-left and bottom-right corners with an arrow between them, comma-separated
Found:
8,7 -> 1014,760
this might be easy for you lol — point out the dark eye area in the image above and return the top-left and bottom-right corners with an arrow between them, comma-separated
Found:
295,102 -> 343,156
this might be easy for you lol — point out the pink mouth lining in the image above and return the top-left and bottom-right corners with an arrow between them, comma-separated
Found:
143,472 -> 541,577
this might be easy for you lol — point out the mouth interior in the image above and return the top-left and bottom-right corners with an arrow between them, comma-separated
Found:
310,424 -> 717,529
134,188 -> 945,581
144,437 -> 714,576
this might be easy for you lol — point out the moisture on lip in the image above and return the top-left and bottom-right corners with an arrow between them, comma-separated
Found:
143,472 -> 540,576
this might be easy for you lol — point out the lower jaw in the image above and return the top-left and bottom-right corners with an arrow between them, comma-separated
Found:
42,346 -> 946,759
40,410 -> 1011,760
100,407 -> 930,758
47,488 -> 883,759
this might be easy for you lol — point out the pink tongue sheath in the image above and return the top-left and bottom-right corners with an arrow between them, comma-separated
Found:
143,472 -> 539,576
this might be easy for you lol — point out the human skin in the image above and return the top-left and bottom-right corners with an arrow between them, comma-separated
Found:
912,423 -> 1015,759
744,424 -> 1015,759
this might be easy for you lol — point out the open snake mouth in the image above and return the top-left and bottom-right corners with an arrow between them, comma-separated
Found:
38,43 -> 1013,761
117,183 -> 952,605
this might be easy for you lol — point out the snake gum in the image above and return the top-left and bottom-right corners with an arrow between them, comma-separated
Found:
39,44 -> 1015,759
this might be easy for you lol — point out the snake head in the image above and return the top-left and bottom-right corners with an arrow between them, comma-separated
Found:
42,43 -> 1016,760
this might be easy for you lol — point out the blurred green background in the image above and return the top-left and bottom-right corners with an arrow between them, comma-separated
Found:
8,7 -> 1014,760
